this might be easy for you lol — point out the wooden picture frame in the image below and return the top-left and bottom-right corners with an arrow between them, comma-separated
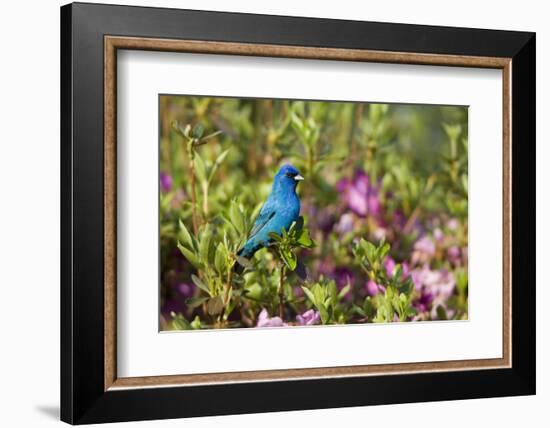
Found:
61,2 -> 535,424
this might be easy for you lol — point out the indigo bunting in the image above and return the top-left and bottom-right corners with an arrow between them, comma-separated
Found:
237,164 -> 304,259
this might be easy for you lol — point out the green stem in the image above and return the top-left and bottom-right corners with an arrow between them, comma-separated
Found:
219,263 -> 234,326
279,264 -> 286,319
188,151 -> 199,235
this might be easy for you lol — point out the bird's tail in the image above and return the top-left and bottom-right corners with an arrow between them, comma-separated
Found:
233,263 -> 244,275
234,248 -> 245,274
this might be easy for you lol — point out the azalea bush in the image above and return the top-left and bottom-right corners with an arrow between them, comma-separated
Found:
159,96 -> 468,330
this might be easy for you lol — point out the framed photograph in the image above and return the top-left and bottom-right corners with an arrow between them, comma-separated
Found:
61,2 -> 535,424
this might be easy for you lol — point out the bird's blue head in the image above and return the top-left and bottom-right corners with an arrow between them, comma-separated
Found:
273,164 -> 304,193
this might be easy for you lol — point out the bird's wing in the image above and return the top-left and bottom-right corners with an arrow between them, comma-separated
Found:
248,201 -> 276,240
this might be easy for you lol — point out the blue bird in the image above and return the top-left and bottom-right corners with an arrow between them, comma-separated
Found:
237,164 -> 304,260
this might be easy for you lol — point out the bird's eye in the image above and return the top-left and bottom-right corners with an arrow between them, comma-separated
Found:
285,172 -> 294,178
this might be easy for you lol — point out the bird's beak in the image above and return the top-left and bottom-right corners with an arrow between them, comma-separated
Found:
294,174 -> 304,181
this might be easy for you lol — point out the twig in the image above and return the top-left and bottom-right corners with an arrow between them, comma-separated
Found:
223,268 -> 233,306
189,156 -> 199,234
403,205 -> 421,235
239,301 -> 254,327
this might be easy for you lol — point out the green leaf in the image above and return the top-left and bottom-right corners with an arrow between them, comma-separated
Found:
171,314 -> 188,330
360,238 -> 377,262
288,221 -> 297,235
338,284 -> 351,300
192,123 -> 205,139
268,232 -> 282,242
443,123 -> 461,141
436,305 -> 448,320
392,264 -> 403,281
363,297 -> 375,318
222,293 -> 236,320
319,305 -> 330,324
281,249 -> 297,271
243,283 -> 262,301
214,242 -> 227,275
199,227 -> 212,265
296,228 -> 315,248
301,286 -> 316,305
229,200 -> 244,234
236,256 -> 254,269
313,284 -> 324,306
202,130 -> 223,142
398,278 -> 413,295
456,268 -> 468,293
294,216 -> 305,233
177,242 -> 201,269
215,147 -> 230,165
191,274 -> 210,295
461,174 -> 468,193
290,112 -> 304,133
353,304 -> 366,317
207,296 -> 224,316
186,296 -> 209,309
406,307 -> 418,317
178,219 -> 195,250
194,151 -> 207,184
172,121 -> 189,138
208,148 -> 230,184
352,241 -> 365,258
378,242 -> 390,260
190,315 -> 202,329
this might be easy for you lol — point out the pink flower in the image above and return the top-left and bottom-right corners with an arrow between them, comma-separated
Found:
373,227 -> 387,241
337,170 -> 381,217
447,246 -> 462,265
411,236 -> 436,265
414,291 -> 434,313
334,268 -> 354,288
384,257 -> 396,277
384,257 -> 410,280
176,282 -> 194,298
433,228 -> 444,242
256,309 -> 287,328
334,213 -> 355,234
296,309 -> 321,326
447,218 -> 459,230
170,189 -> 187,209
293,286 -> 304,298
160,171 -> 172,193
365,279 -> 385,296
414,236 -> 436,255
411,265 -> 456,319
